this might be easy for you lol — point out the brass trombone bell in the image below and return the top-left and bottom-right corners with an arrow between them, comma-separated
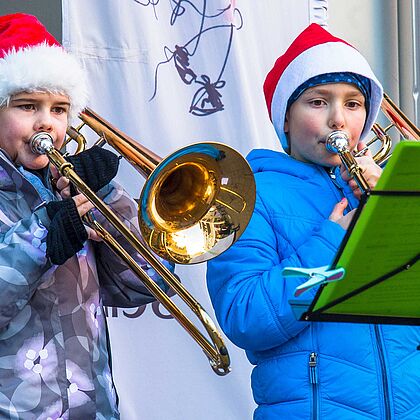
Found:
78,108 -> 256,264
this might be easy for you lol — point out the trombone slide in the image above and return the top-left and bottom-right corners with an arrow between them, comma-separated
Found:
31,132 -> 231,375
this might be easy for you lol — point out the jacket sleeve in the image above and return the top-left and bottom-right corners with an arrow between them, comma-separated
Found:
206,191 -> 345,352
92,181 -> 173,308
0,207 -> 52,328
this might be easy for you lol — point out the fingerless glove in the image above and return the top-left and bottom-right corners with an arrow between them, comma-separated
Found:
67,146 -> 120,195
46,199 -> 88,265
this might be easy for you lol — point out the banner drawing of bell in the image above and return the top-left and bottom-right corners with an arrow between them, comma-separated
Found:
173,45 -> 197,84
190,75 -> 226,116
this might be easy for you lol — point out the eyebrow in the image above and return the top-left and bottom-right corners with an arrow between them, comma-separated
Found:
10,97 -> 36,103
11,97 -> 71,106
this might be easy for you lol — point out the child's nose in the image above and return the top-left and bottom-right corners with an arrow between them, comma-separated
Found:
328,106 -> 345,130
34,110 -> 53,132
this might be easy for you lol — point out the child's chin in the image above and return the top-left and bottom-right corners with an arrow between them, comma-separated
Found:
23,156 -> 49,170
321,155 -> 341,168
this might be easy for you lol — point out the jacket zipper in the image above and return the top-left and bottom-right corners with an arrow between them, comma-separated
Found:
374,325 -> 391,419
326,167 -> 346,201
309,352 -> 319,420
326,167 -> 357,212
327,167 -> 342,190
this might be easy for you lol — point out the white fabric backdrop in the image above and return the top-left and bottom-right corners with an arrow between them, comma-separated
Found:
62,1 -> 325,418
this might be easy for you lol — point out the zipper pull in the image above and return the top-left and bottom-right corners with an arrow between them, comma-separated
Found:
309,352 -> 318,384
328,168 -> 337,180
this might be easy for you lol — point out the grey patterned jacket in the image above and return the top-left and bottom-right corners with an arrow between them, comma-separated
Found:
0,151 -> 168,419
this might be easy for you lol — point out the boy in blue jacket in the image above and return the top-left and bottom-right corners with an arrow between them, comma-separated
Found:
207,23 -> 420,419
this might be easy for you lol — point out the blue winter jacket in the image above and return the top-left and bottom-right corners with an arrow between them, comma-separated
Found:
206,149 -> 420,419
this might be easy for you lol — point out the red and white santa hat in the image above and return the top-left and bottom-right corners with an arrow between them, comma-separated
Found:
0,13 -> 88,119
263,23 -> 383,151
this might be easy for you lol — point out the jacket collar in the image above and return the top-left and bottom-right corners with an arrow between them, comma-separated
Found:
0,150 -> 49,210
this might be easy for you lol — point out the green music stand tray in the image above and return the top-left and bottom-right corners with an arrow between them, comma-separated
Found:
287,141 -> 420,325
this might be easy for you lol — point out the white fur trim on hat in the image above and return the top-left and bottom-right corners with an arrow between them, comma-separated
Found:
0,43 -> 88,119
271,42 -> 383,150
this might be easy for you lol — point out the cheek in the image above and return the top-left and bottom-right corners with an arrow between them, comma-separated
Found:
0,127 -> 20,157
0,113 -> 31,148
287,105 -> 325,141
296,114 -> 323,137
350,111 -> 367,134
54,137 -> 65,151
0,119 -> 18,139
349,120 -> 367,149
54,122 -> 69,149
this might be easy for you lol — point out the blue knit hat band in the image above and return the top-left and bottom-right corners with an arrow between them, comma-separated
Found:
287,72 -> 371,113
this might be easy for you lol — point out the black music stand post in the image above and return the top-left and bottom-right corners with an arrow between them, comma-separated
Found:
287,141 -> 420,325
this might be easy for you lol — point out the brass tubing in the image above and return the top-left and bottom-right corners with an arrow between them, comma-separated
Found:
79,108 -> 161,177
46,104 -> 256,373
326,130 -> 371,195
338,150 -> 370,194
381,93 -> 420,141
32,134 -> 230,375
347,94 -> 420,169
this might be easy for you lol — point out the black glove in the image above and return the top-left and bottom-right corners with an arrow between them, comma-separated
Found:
45,199 -> 88,265
66,146 -> 120,196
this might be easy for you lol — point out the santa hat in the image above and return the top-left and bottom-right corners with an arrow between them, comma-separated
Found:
0,13 -> 88,119
263,23 -> 383,151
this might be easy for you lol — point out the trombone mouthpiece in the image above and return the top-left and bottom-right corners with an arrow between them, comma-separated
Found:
30,132 -> 54,155
325,130 -> 350,154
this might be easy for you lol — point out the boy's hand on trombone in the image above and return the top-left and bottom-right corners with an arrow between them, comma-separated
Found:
50,164 -> 101,242
50,164 -> 72,198
340,142 -> 382,200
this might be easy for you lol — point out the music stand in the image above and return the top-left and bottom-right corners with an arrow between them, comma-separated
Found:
288,141 -> 420,325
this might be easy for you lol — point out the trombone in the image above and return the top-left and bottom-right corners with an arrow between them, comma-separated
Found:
31,108 -> 256,375
326,93 -> 420,194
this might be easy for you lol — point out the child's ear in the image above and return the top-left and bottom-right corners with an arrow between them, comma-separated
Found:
284,111 -> 289,133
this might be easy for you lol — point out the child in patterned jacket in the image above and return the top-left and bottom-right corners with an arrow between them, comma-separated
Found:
0,12 -> 170,419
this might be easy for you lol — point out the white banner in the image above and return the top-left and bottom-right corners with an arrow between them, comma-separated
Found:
62,1 -> 315,418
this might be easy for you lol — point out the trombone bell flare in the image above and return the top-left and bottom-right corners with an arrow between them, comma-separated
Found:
76,108 -> 256,265
140,142 -> 256,264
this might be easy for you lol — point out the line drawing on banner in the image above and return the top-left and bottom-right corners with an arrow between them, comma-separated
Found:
132,0 -> 243,116
132,0 -> 160,18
